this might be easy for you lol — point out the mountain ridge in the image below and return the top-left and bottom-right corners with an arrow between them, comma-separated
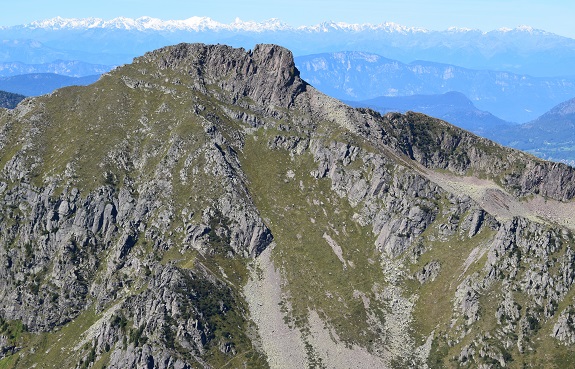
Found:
1,42 -> 575,368
12,16 -> 558,36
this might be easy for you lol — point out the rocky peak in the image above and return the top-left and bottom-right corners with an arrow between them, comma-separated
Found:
544,97 -> 575,117
137,43 -> 307,108
524,96 -> 575,129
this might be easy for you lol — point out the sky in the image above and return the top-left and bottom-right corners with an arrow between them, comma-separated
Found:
3,0 -> 575,38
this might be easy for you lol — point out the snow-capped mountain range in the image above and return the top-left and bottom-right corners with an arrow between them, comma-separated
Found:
7,16 -> 553,36
19,16 -> 453,33
23,16 -> 293,32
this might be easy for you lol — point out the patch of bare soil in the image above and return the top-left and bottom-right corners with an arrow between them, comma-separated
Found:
243,244 -> 308,368
306,310 -> 391,369
422,168 -> 575,231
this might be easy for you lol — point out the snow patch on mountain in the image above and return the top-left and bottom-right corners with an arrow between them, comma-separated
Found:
26,16 -> 292,32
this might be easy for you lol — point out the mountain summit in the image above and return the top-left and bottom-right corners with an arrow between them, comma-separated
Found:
1,43 -> 575,368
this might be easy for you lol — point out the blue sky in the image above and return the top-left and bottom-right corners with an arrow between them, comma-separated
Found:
5,0 -> 575,38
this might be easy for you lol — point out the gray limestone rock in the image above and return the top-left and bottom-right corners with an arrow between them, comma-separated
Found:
415,261 -> 441,284
552,306 -> 575,344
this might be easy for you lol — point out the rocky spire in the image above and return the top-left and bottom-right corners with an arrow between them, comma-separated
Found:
138,43 -> 307,108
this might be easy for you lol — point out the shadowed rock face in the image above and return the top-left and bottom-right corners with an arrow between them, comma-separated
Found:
0,43 -> 575,368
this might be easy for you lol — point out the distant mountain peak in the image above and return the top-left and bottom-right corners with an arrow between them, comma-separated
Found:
446,26 -> 480,33
299,21 -> 429,34
494,25 -> 553,36
536,97 -> 575,119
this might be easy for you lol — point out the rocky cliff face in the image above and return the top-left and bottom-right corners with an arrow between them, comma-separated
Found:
0,43 -> 574,368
